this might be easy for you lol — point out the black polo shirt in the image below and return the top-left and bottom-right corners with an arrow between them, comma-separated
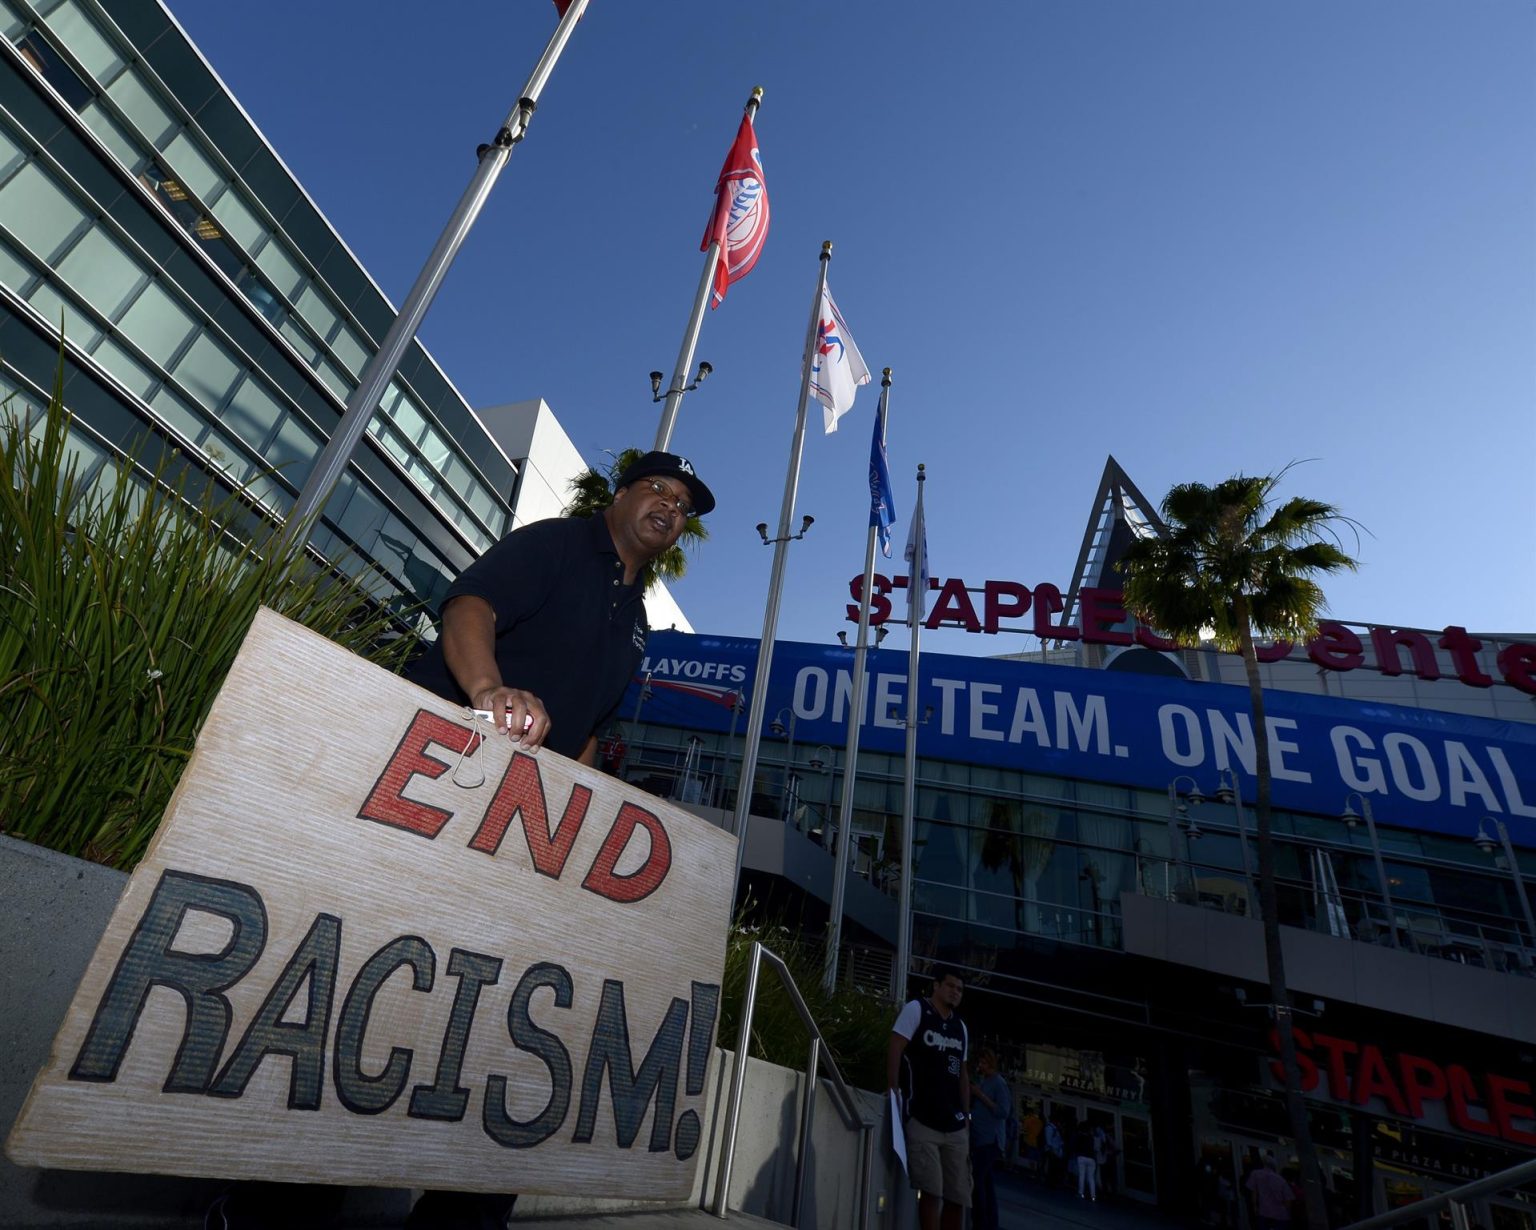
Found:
405,514 -> 648,760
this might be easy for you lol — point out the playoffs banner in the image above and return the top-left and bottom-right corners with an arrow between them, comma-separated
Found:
6,610 -> 737,1198
631,631 -> 1536,845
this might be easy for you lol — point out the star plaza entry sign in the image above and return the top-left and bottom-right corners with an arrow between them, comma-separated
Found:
6,610 -> 737,1199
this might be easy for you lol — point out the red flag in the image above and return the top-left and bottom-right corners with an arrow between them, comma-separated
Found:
701,114 -> 769,308
553,0 -> 578,16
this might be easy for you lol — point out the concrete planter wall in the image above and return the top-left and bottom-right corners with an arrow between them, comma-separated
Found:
1,835 -> 911,1228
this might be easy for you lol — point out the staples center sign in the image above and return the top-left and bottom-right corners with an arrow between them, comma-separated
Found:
849,576 -> 1536,696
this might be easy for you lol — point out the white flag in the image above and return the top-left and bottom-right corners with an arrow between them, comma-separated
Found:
808,285 -> 870,432
904,481 -> 929,622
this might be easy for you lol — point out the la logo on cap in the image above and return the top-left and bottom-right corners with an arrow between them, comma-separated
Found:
675,456 -> 696,477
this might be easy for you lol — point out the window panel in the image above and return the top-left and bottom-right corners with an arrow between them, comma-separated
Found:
105,69 -> 175,147
163,130 -> 221,202
88,335 -> 154,397
173,333 -> 240,412
79,101 -> 144,173
386,385 -> 428,443
0,236 -> 35,292
55,226 -> 143,318
0,123 -> 24,180
235,270 -> 282,324
115,279 -> 196,360
213,187 -> 264,251
332,474 -> 386,552
149,383 -> 207,445
0,161 -> 87,262
1,5 -> 25,40
26,279 -> 101,349
315,356 -> 348,399
222,373 -> 283,451
266,412 -> 318,488
200,429 -> 254,484
330,323 -> 367,376
377,422 -> 411,467
44,0 -> 122,82
277,315 -> 318,364
293,281 -> 337,339
252,235 -> 302,298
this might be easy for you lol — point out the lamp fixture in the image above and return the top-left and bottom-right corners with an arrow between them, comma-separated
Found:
649,361 -> 712,403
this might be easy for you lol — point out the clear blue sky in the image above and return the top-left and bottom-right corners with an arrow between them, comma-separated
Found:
173,0 -> 1536,652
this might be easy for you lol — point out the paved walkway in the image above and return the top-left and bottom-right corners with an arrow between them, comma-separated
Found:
505,1172 -> 1185,1229
996,1170 -> 1185,1230
509,1211 -> 781,1228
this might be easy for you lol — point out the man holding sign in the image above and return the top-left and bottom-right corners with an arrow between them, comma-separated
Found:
208,452 -> 715,1230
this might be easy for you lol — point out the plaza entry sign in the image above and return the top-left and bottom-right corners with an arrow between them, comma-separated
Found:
6,610 -> 736,1199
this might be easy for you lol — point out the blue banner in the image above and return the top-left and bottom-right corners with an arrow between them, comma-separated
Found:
627,631 -> 1536,845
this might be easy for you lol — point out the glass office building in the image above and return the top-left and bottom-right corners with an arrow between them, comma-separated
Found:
0,0 -> 517,620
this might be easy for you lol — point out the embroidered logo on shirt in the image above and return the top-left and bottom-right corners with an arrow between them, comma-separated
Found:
632,619 -> 647,651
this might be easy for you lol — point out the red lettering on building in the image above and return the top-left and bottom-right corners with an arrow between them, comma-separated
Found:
1080,588 -> 1134,646
983,581 -> 1031,636
1308,622 -> 1365,672
846,574 -> 1533,691
1279,1031 -> 1532,1146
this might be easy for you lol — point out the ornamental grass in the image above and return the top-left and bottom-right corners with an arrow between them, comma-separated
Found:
0,365 -> 416,871
720,906 -> 893,1095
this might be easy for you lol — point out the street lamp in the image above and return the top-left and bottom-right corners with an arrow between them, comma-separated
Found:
806,745 -> 835,846
1472,816 -> 1536,952
629,672 -> 654,748
1213,769 -> 1257,900
771,707 -> 798,824
1167,775 -> 1205,897
1340,793 -> 1398,948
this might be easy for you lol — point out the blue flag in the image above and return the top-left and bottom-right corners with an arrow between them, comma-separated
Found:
868,401 -> 896,557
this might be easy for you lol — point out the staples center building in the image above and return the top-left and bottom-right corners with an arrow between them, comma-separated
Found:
617,460 -> 1536,1223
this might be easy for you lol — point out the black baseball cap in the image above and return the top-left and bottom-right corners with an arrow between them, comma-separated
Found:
615,451 -> 716,517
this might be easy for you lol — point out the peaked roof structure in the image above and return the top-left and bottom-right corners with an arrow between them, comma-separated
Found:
1062,456 -> 1166,628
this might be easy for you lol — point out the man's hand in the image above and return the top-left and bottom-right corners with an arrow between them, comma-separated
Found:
442,596 -> 552,752
471,686 -> 550,752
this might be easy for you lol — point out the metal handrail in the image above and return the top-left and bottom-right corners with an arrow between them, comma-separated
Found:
1341,1155 -> 1536,1230
712,941 -> 877,1228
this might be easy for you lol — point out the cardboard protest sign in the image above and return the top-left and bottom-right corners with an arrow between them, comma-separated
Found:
6,609 -> 738,1198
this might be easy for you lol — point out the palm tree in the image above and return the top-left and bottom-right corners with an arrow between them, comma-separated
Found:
562,447 -> 708,591
1117,471 -> 1357,1230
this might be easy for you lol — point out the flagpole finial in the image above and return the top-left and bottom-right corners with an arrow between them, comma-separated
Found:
821,240 -> 833,261
746,86 -> 764,117
917,462 -> 926,479
882,367 -> 893,386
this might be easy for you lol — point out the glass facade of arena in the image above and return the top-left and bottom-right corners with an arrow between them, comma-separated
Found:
622,722 -> 1536,973
0,0 -> 514,618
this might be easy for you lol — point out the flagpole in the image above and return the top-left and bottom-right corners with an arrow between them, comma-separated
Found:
729,241 -> 833,898
654,88 -> 762,453
287,0 -> 591,543
821,367 -> 892,994
893,463 -> 926,1002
